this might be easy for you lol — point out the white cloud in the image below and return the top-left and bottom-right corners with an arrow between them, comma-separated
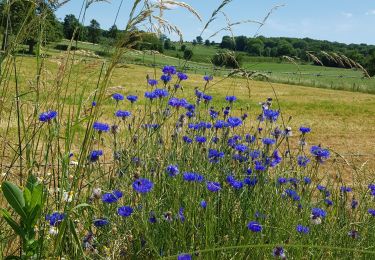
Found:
151,0 -> 178,9
341,12 -> 353,18
365,9 -> 375,15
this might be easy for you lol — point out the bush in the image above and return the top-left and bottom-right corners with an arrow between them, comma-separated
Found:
211,50 -> 243,68
54,44 -> 79,51
183,49 -> 193,60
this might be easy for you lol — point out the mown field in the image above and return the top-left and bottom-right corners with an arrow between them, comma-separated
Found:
42,40 -> 375,94
6,52 -> 375,174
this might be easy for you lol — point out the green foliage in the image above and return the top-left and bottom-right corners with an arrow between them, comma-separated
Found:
87,19 -> 101,44
196,36 -> 203,44
1,176 -> 45,259
212,50 -> 242,68
183,49 -> 193,60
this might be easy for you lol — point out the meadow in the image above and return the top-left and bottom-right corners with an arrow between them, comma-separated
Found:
1,1 -> 375,259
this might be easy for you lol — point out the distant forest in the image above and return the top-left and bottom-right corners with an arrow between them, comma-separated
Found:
0,3 -> 374,75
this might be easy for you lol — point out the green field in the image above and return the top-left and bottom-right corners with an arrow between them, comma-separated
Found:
44,40 -> 375,94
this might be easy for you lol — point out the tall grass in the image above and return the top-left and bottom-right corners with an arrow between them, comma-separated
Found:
0,0 -> 375,259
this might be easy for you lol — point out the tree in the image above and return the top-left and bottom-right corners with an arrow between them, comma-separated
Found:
0,1 -> 62,53
108,25 -> 118,39
87,19 -> 101,44
183,49 -> 193,60
235,36 -> 247,51
220,36 -> 235,50
211,50 -> 242,68
246,38 -> 264,56
366,50 -> 375,76
164,38 -> 172,50
180,44 -> 187,51
277,40 -> 295,56
196,36 -> 203,44
192,39 -> 197,46
63,14 -> 81,40
204,39 -> 210,46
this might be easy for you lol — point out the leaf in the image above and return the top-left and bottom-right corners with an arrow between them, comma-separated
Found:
2,181 -> 27,220
1,209 -> 24,237
23,188 -> 32,210
28,205 -> 41,227
30,184 -> 43,210
26,175 -> 38,191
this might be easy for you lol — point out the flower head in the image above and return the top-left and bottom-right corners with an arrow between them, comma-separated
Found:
112,93 -> 124,101
178,254 -> 192,260
115,110 -> 131,119
89,150 -> 103,162
127,95 -> 138,103
93,122 -> 110,132
162,65 -> 177,75
166,165 -> 179,177
102,190 -> 123,203
183,172 -> 204,182
39,110 -> 57,122
132,178 -> 154,193
227,117 -> 242,128
310,146 -> 330,163
296,224 -> 309,234
177,72 -> 188,80
93,218 -> 109,227
148,79 -> 158,86
226,96 -> 237,103
247,221 -> 262,232
262,138 -> 276,146
161,74 -> 172,83
207,181 -> 221,192
200,200 -> 207,209
203,75 -> 213,82
297,155 -> 310,167
299,126 -> 311,134
117,206 -> 133,217
46,212 -> 65,226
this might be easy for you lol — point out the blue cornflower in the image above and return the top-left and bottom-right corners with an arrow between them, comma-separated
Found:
368,209 -> 375,216
127,95 -> 138,103
177,72 -> 188,80
227,117 -> 242,128
203,75 -> 213,81
112,93 -> 124,101
148,79 -> 158,86
102,190 -> 123,203
263,109 -> 279,122
325,199 -> 333,206
115,110 -> 131,119
203,94 -> 212,102
227,135 -> 241,148
232,154 -> 248,163
299,126 -> 311,134
46,212 -> 65,226
303,177 -> 312,184
235,144 -> 248,153
92,101 -> 97,107
178,207 -> 185,222
183,172 -> 204,182
154,88 -> 169,98
296,224 -> 309,234
161,74 -> 172,83
226,96 -> 237,103
284,189 -> 300,201
145,91 -> 157,100
132,178 -> 154,193
166,165 -> 179,177
288,178 -> 299,185
207,182 -> 221,192
278,177 -> 288,184
208,149 -> 224,163
93,218 -> 109,227
340,186 -> 352,193
89,150 -> 103,162
297,155 -> 310,167
228,178 -> 244,189
246,168 -> 253,175
210,109 -> 219,119
182,136 -> 192,144
39,110 -> 57,122
195,136 -> 207,143
149,211 -> 157,223
317,185 -> 326,191
168,97 -> 188,108
195,89 -> 204,98
249,150 -> 261,160
200,200 -> 207,209
212,136 -> 219,143
273,247 -> 286,258
254,161 -> 266,171
270,150 -> 282,167
262,138 -> 276,146
311,208 -> 327,218
214,120 -> 228,129
162,65 -> 177,75
245,134 -> 256,144
178,254 -> 192,260
244,176 -> 258,186
310,146 -> 330,163
351,199 -> 358,209
93,122 -> 110,132
247,221 -> 262,232
118,206 -> 133,217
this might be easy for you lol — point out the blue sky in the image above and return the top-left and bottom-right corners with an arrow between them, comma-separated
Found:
55,0 -> 375,44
